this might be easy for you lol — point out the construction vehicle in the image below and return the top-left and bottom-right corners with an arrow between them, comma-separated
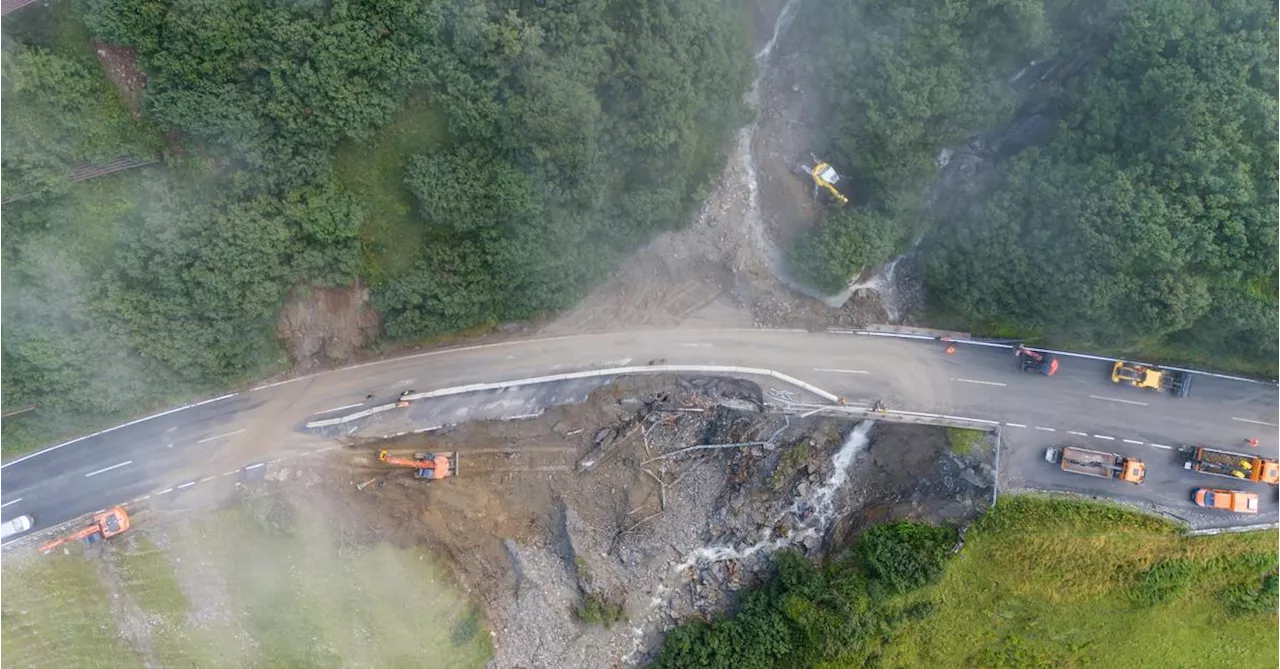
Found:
39,507 -> 130,554
1193,488 -> 1259,514
1045,446 -> 1145,483
378,449 -> 457,480
1014,344 -> 1058,376
1110,360 -> 1191,397
1183,447 -> 1280,485
795,154 -> 849,206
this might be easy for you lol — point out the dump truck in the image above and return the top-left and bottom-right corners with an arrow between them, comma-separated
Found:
1193,488 -> 1259,514
1045,446 -> 1145,483
1111,361 -> 1191,397
378,449 -> 457,480
39,507 -> 130,554
1183,447 -> 1280,485
1015,344 -> 1058,376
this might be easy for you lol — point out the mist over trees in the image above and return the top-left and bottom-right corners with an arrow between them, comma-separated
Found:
792,0 -> 1277,370
1,0 -> 752,449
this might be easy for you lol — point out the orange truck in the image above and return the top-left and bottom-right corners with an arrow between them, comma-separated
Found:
1182,447 -> 1280,485
1045,446 -> 1145,483
1193,488 -> 1259,514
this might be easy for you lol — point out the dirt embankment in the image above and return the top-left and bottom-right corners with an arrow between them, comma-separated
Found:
250,374 -> 994,667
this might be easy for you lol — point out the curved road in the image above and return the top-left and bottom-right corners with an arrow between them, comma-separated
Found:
3,329 -> 1277,540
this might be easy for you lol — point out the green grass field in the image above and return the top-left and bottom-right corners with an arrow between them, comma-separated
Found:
335,97 -> 450,287
1,501 -> 491,668
879,496 -> 1280,668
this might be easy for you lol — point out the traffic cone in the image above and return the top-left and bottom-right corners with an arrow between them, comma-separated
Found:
945,345 -> 957,355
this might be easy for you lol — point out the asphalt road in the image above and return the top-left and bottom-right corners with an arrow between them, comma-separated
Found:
3,329 -> 1277,542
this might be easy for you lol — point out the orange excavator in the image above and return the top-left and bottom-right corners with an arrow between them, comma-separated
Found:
40,506 -> 130,554
378,449 -> 457,480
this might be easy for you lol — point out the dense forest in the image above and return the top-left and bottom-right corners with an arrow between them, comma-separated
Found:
0,0 -> 752,450
790,0 -> 1278,371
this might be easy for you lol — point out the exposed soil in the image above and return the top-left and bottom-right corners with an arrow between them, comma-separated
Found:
93,41 -> 146,118
276,281 -> 382,369
247,374 -> 994,667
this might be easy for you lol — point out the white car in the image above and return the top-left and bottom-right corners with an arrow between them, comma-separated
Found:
1,514 -> 34,540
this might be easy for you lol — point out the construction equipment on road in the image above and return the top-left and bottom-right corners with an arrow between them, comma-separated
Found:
378,449 -> 457,480
1193,488 -> 1259,514
1045,446 -> 1145,483
1110,361 -> 1191,397
1014,344 -> 1058,376
39,507 -> 130,554
795,154 -> 849,206
1183,447 -> 1279,485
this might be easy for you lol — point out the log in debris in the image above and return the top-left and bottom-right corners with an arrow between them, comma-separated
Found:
641,441 -> 770,465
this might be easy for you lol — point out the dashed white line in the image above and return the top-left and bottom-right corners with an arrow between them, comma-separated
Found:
1088,395 -> 1148,406
222,470 -> 238,477
1067,431 -> 1088,436
680,343 -> 713,348
84,460 -> 134,477
244,463 -> 265,470
1093,434 -> 1115,441
156,488 -> 174,495
812,368 -> 871,375
1035,426 -> 1056,432
1005,423 -> 1027,428
199,476 -> 217,483
139,495 -> 151,501
177,481 -> 196,489
197,429 -> 246,444
1122,439 -> 1143,445
1232,417 -> 1278,427
0,498 -> 23,509
1150,443 -> 1172,450
317,403 -> 364,414
268,459 -> 282,464
951,378 -> 1007,387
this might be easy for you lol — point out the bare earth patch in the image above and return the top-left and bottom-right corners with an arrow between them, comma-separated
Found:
93,41 -> 146,118
276,281 -> 382,369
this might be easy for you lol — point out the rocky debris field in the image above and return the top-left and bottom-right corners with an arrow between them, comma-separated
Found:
248,375 -> 995,667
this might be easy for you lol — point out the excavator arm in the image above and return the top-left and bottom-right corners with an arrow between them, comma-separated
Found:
378,450 -> 454,480
40,526 -> 100,554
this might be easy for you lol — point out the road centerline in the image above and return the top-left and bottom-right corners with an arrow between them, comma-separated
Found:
1089,395 -> 1148,406
951,378 -> 1007,387
84,460 -> 133,477
0,498 -> 23,509
812,367 -> 870,375
1092,434 -> 1116,440
196,429 -> 246,444
1034,426 -> 1055,432
1232,417 -> 1278,427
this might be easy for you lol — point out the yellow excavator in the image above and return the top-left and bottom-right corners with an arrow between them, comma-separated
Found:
797,154 -> 849,206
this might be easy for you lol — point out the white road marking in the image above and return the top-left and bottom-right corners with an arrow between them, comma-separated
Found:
1150,443 -> 1172,450
2,393 -> 237,469
199,476 -> 217,483
197,429 -> 245,444
250,379 -> 295,392
680,343 -> 713,347
222,470 -> 238,477
1035,426 -> 1055,432
1123,439 -> 1143,445
317,403 -> 364,414
156,488 -> 174,495
812,368 -> 871,375
177,481 -> 195,489
139,495 -> 151,501
951,378 -> 1007,387
1005,423 -> 1027,428
1,498 -> 22,508
268,459 -> 281,464
1093,434 -> 1115,441
413,426 -> 443,434
1089,395 -> 1148,406
244,463 -> 265,470
394,379 -> 416,388
1067,431 -> 1087,436
1232,417 -> 1278,427
84,460 -> 134,477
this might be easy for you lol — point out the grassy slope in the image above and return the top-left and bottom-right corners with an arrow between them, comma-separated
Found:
334,96 -> 449,288
880,497 -> 1279,668
0,506 -> 490,668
